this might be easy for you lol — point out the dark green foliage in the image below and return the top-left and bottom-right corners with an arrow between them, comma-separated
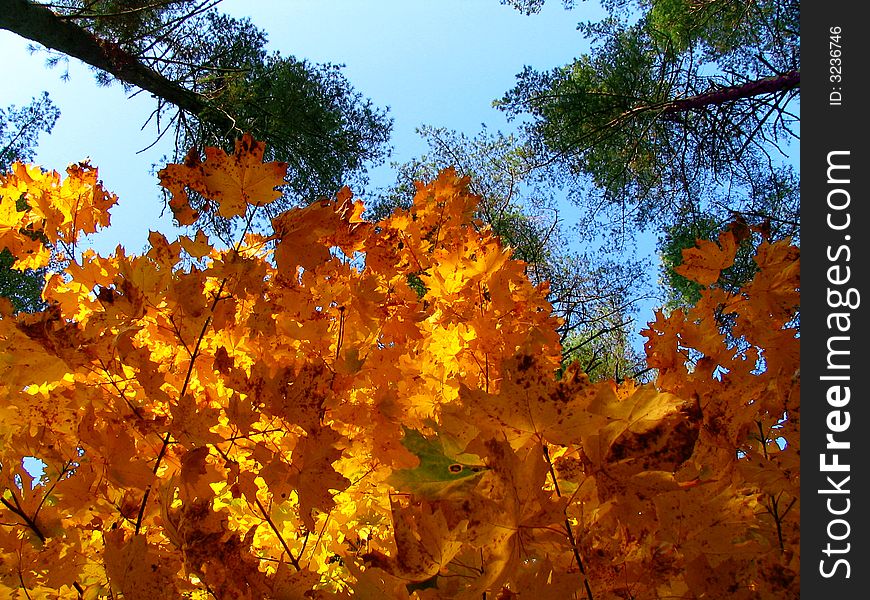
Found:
497,21 -> 666,222
0,249 -> 47,313
0,93 -> 59,313
496,0 -> 800,240
15,2 -> 392,238
406,272 -> 428,299
0,93 -> 60,171
46,1 -> 201,44
123,7 -> 393,209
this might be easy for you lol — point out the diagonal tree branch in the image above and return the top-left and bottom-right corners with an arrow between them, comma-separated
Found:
660,70 -> 800,115
0,0 -> 231,132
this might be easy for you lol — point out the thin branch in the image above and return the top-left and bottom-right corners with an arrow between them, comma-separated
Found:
254,496 -> 301,571
1,495 -> 46,543
541,444 -> 594,600
133,203 -> 259,533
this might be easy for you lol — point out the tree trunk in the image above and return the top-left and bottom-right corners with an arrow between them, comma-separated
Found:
0,0 -> 229,130
661,70 -> 800,115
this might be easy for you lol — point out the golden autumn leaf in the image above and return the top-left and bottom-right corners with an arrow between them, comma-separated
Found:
102,430 -> 158,491
0,140 -> 799,599
288,426 -> 351,531
674,229 -> 737,286
271,187 -> 369,274
0,318 -> 70,389
169,193 -> 200,225
582,384 -> 700,474
732,239 -> 800,325
0,183 -> 52,270
508,556 -> 585,600
362,496 -> 467,583
171,393 -> 223,447
343,559 -> 414,600
430,438 -> 570,594
460,354 -> 606,448
145,230 -> 181,270
200,134 -> 288,217
178,445 -> 222,502
179,229 -> 212,259
103,532 -> 183,599
158,133 -> 287,219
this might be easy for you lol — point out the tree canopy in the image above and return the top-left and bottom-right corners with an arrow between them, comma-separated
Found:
0,93 -> 60,313
1,0 -> 392,238
0,93 -> 59,174
0,135 -> 800,598
496,0 -> 799,242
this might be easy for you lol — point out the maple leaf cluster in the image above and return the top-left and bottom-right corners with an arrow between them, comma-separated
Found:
0,135 -> 799,599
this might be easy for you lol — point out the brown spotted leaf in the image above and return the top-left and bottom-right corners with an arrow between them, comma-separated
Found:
582,384 -> 700,474
461,354 -> 607,447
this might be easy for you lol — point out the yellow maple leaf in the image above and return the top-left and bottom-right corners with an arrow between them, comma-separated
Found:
158,133 -> 287,219
582,384 -> 700,474
733,239 -> 800,325
271,187 -> 369,274
288,426 -> 351,531
363,496 -> 467,583
146,230 -> 181,270
179,229 -> 212,259
178,446 -> 223,502
201,134 -> 288,217
674,229 -> 737,286
461,354 -> 606,447
0,181 -> 46,268
104,532 -> 182,599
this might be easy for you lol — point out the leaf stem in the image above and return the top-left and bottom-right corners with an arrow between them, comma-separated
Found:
541,443 -> 594,600
133,206 -> 260,533
4,493 -> 85,594
134,430 -> 172,534
254,496 -> 301,571
1,494 -> 45,543
16,561 -> 33,600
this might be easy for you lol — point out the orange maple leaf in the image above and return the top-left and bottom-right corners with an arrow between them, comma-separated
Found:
461,354 -> 605,447
104,532 -> 183,599
674,229 -> 737,286
271,187 -> 370,273
289,426 -> 351,531
201,134 -> 288,217
158,133 -> 287,220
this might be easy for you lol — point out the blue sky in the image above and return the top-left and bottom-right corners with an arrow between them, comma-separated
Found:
1,0 -> 665,347
1,0 -> 605,255
2,0 -> 625,482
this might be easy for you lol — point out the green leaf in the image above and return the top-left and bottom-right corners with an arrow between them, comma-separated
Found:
386,427 -> 488,499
